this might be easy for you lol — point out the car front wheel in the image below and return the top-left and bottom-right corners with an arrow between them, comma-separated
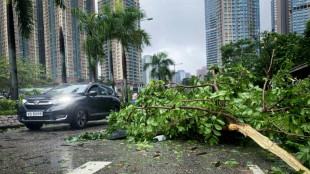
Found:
25,123 -> 43,130
70,107 -> 87,129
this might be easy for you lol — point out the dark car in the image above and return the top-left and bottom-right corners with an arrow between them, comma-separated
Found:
18,83 -> 121,130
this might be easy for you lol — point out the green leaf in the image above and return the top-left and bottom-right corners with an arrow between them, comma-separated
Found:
214,124 -> 222,130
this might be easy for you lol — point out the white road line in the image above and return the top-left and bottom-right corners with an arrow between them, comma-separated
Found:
67,161 -> 111,174
248,165 -> 265,174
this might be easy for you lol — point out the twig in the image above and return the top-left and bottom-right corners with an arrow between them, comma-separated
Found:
182,99 -> 212,102
258,128 -> 310,138
267,107 -> 291,112
168,114 -> 209,127
266,96 -> 285,111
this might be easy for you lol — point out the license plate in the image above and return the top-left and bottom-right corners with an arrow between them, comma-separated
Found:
26,112 -> 43,117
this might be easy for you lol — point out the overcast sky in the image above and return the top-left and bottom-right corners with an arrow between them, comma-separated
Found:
140,0 -> 205,75
96,0 -> 272,75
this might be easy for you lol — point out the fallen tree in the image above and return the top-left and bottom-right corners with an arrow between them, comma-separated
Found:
107,60 -> 310,172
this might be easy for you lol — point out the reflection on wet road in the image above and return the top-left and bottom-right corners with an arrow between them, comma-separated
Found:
0,120 -> 108,174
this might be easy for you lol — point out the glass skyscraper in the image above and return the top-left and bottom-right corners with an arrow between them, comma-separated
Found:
289,0 -> 310,34
205,0 -> 260,68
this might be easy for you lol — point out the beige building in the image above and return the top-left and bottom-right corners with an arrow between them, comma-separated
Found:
98,0 -> 143,92
0,0 -> 95,83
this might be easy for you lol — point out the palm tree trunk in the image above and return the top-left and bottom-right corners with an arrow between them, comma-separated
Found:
109,40 -> 115,89
59,27 -> 67,83
7,0 -> 18,100
122,46 -> 128,103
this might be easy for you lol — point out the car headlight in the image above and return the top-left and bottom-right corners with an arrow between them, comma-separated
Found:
52,96 -> 72,104
22,99 -> 27,105
59,96 -> 72,103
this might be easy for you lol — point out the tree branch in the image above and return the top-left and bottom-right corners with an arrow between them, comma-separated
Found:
267,96 -> 285,111
267,107 -> 291,112
182,99 -> 212,103
258,128 -> 310,138
262,49 -> 275,112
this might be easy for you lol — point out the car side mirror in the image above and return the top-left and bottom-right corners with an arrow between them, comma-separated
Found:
89,91 -> 97,96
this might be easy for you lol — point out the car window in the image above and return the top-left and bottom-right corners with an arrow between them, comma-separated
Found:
88,86 -> 99,94
102,86 -> 114,95
98,87 -> 107,95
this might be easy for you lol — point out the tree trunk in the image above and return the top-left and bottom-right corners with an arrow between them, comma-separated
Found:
109,41 -> 115,89
122,46 -> 128,103
228,123 -> 310,173
59,27 -> 67,83
7,0 -> 18,100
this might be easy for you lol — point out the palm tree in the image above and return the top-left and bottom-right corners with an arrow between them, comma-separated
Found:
143,52 -> 175,82
6,0 -> 65,100
59,27 -> 67,83
105,2 -> 151,102
71,8 -> 106,82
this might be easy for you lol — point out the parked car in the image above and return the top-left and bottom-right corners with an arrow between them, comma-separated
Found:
17,83 -> 121,130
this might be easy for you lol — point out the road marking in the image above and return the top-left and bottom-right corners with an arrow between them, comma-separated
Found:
67,161 -> 111,174
248,165 -> 265,174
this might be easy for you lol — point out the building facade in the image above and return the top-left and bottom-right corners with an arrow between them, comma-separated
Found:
142,55 -> 152,85
0,0 -> 95,83
196,66 -> 207,81
98,0 -> 143,92
205,0 -> 260,68
271,0 -> 289,34
289,0 -> 310,34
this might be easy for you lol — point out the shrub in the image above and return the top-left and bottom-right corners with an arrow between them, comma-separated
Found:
0,99 -> 17,115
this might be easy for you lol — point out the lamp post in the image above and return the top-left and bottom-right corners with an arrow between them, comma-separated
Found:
173,63 -> 183,83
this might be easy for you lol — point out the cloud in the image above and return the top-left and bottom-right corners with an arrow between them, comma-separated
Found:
140,0 -> 206,75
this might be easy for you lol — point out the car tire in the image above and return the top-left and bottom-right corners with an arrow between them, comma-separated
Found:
25,123 -> 43,130
70,107 -> 88,129
113,106 -> 120,112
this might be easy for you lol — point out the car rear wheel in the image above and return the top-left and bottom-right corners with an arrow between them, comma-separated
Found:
25,123 -> 43,130
70,107 -> 87,129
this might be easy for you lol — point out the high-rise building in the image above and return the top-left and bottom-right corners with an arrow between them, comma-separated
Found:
196,66 -> 207,81
0,0 -> 95,83
142,55 -> 152,85
98,0 -> 143,92
205,0 -> 260,68
271,0 -> 290,34
289,0 -> 310,34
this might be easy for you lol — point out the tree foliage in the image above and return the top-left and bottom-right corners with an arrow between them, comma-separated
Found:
221,24 -> 310,86
0,58 -> 52,92
107,64 -> 310,168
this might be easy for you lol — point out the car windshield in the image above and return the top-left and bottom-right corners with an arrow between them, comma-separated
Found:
46,84 -> 88,94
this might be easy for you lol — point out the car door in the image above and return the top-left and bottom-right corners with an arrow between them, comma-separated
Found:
99,86 -> 114,113
86,86 -> 102,116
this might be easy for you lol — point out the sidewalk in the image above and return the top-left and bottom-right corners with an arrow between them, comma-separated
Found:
0,115 -> 23,129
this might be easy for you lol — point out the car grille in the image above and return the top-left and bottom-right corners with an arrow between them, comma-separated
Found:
25,105 -> 53,110
24,116 -> 50,121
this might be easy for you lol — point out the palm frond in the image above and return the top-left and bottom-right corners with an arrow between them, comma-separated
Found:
54,0 -> 66,9
14,0 -> 33,39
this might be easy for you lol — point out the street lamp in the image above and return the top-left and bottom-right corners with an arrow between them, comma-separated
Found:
141,17 -> 153,21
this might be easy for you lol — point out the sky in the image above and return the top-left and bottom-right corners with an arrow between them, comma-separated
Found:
140,0 -> 206,75
95,0 -> 272,75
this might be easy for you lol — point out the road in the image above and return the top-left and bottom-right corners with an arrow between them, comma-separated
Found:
0,121 -> 278,174
0,121 -> 109,174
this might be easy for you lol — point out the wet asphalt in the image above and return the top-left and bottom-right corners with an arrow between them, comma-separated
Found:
0,121 -> 283,174
0,121 -> 109,174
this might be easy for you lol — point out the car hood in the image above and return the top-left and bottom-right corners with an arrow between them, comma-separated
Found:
25,93 -> 81,101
